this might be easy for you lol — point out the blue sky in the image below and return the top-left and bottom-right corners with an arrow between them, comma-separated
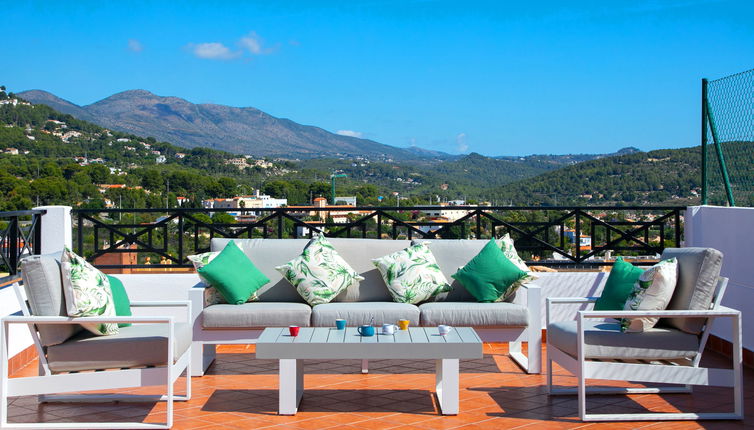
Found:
2,1 -> 753,156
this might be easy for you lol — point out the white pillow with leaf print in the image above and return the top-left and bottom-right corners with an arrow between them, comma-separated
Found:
372,243 -> 452,304
496,233 -> 537,288
620,258 -> 678,333
60,247 -> 119,336
188,250 -> 259,306
275,235 -> 365,306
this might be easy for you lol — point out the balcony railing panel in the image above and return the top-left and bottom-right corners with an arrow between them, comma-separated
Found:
0,209 -> 45,282
70,206 -> 685,270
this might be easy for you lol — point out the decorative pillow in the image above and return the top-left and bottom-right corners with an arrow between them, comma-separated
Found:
452,238 -> 528,302
61,247 -> 119,336
188,249 -> 259,306
198,241 -> 270,304
594,257 -> 645,311
106,275 -> 132,327
372,242 -> 452,304
620,258 -> 678,333
275,234 -> 364,306
497,233 -> 538,289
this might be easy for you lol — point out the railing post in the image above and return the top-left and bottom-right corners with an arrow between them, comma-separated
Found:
8,217 -> 18,275
33,206 -> 72,255
574,209 -> 581,263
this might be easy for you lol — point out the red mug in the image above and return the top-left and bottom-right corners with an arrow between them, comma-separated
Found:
289,325 -> 300,336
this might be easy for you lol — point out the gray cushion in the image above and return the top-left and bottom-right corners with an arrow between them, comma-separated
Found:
419,302 -> 529,327
202,302 -> 311,328
660,247 -> 723,334
548,320 -> 700,360
19,253 -> 82,347
211,238 -> 414,303
46,322 -> 192,372
311,302 -> 419,327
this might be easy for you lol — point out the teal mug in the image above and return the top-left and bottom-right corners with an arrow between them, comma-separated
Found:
357,325 -> 375,337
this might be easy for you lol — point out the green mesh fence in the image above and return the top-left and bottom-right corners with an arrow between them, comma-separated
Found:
703,68 -> 754,207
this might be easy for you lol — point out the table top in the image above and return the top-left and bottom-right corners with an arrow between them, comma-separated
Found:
255,327 -> 483,360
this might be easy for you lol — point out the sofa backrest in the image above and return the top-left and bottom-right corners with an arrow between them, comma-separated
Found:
210,238 -> 490,303
660,247 -> 723,334
19,253 -> 82,347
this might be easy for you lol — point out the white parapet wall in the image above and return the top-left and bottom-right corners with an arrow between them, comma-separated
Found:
685,205 -> 754,350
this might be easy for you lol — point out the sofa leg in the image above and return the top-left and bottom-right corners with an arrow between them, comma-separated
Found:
361,359 -> 369,374
191,342 -> 216,377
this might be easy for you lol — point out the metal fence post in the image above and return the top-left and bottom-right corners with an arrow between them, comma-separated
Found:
701,78 -> 708,205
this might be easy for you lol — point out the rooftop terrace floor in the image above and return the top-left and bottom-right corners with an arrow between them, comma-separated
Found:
7,343 -> 754,429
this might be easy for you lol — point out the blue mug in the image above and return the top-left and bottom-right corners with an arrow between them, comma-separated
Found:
357,325 -> 375,337
335,319 -> 347,330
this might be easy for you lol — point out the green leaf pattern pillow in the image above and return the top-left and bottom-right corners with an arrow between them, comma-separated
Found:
496,233 -> 537,298
620,258 -> 678,332
372,243 -> 452,304
275,235 -> 364,306
61,247 -> 119,336
189,250 -> 258,306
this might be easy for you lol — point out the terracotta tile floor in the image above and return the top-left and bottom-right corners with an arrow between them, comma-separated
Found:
6,343 -> 754,429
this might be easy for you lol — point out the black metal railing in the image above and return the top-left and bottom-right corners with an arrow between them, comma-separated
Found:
71,206 -> 685,270
0,209 -> 45,281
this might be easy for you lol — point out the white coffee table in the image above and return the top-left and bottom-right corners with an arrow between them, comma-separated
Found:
255,326 -> 483,415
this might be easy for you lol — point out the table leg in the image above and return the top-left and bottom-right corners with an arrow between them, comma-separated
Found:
279,359 -> 303,415
435,358 -> 459,415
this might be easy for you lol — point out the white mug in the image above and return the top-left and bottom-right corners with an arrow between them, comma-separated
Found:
381,323 -> 398,335
438,325 -> 452,335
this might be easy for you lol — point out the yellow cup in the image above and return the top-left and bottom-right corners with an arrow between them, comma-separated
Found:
397,319 -> 410,330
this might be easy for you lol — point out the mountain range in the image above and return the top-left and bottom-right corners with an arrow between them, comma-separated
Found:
18,89 -> 440,160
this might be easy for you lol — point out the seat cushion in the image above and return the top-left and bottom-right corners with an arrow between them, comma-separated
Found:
20,253 -> 82,347
660,247 -> 723,334
419,302 -> 529,327
311,302 -> 419,326
202,302 -> 311,328
46,322 -> 192,372
548,320 -> 700,360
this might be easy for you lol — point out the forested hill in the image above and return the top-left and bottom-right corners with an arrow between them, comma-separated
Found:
492,147 -> 709,206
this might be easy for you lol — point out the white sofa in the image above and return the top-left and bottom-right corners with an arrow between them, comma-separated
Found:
189,238 -> 542,376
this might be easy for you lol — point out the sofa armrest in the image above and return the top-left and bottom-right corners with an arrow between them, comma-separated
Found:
131,300 -> 192,323
521,282 -> 541,330
188,282 -> 207,330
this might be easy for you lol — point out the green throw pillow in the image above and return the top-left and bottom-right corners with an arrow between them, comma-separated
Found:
106,275 -> 132,328
452,239 -> 528,303
594,257 -> 645,311
198,241 -> 270,304
372,242 -> 452,304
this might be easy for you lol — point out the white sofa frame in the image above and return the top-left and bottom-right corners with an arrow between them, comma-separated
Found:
0,282 -> 192,429
546,277 -> 743,421
189,282 -> 542,376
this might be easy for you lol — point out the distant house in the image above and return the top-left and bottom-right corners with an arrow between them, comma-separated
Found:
4,148 -> 19,155
151,150 -> 161,155
89,158 -> 105,164
155,155 -> 167,164
175,153 -> 186,159
116,138 -> 130,143
225,158 -> 249,169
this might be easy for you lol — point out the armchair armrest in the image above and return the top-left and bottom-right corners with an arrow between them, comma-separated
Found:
578,307 -> 740,320
130,300 -> 192,323
546,297 -> 599,327
2,315 -> 174,325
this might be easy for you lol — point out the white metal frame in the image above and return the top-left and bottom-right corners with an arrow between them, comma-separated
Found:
1,283 -> 192,429
188,282 -> 542,376
546,277 -> 743,421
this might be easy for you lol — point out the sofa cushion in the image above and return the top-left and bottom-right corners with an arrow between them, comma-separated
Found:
202,302 -> 312,328
548,320 -> 699,360
46,322 -> 192,373
311,302 -> 420,327
20,253 -> 83,347
660,247 -> 723,334
371,242 -> 451,304
419,302 -> 529,327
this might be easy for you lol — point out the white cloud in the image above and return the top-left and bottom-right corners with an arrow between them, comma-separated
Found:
127,39 -> 143,53
337,130 -> 363,138
190,42 -> 241,60
239,32 -> 263,54
456,133 -> 469,152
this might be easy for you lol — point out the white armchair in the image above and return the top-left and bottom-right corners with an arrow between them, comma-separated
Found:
546,248 -> 743,421
1,254 -> 192,429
